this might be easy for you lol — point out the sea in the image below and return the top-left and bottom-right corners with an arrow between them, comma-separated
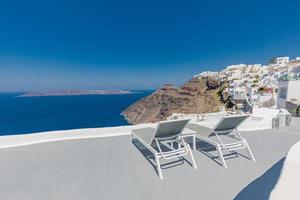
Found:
0,91 -> 152,136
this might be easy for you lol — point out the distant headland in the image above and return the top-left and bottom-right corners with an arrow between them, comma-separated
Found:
18,89 -> 138,97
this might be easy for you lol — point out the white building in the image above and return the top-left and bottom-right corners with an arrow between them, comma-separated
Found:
286,59 -> 300,70
277,67 -> 300,108
261,66 -> 270,78
273,70 -> 288,81
232,87 -> 246,100
226,69 -> 243,81
270,57 -> 290,66
193,71 -> 219,78
245,64 -> 262,70
225,64 -> 246,71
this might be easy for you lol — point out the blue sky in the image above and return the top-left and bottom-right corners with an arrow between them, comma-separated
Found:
0,0 -> 299,91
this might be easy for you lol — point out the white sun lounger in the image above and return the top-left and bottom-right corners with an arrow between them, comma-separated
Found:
132,119 -> 197,180
187,115 -> 255,168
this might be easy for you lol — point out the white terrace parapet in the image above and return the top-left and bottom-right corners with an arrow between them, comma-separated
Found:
0,121 -> 199,149
0,124 -> 153,149
168,108 -> 284,131
269,140 -> 300,200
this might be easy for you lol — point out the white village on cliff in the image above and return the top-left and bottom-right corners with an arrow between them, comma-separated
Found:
193,56 -> 300,116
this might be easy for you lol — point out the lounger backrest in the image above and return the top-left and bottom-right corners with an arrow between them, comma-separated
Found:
154,119 -> 190,141
186,123 -> 213,138
213,115 -> 249,133
133,127 -> 157,145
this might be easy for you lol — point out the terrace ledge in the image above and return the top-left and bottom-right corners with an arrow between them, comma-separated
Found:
0,124 -> 153,149
269,140 -> 300,200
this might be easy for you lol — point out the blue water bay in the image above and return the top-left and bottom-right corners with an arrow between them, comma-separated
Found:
0,91 -> 152,135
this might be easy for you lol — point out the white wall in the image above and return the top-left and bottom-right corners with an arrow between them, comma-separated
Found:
277,80 -> 300,108
275,57 -> 289,65
269,141 -> 300,200
258,94 -> 273,104
277,81 -> 288,108
287,80 -> 300,100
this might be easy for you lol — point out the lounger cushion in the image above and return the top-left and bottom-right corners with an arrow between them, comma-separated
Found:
155,119 -> 190,140
132,119 -> 190,146
214,115 -> 249,132
187,115 -> 250,137
132,127 -> 156,145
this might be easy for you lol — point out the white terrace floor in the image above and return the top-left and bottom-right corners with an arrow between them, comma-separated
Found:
1,118 -> 300,200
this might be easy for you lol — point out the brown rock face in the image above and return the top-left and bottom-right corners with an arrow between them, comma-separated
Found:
122,77 -> 229,124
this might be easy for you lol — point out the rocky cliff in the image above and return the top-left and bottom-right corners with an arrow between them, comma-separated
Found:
122,77 -> 231,124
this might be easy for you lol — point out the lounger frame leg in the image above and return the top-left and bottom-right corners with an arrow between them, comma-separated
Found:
195,135 -> 228,168
155,154 -> 163,180
244,140 -> 256,162
216,145 -> 227,168
193,134 -> 196,150
236,130 -> 256,162
187,144 -> 197,169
